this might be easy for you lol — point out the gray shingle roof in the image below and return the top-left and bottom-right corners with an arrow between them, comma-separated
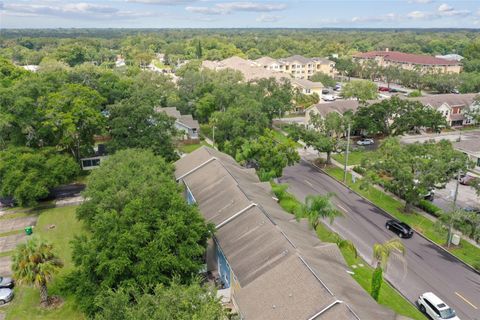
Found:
175,147 -> 402,320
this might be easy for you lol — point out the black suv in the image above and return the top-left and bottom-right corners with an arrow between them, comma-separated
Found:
386,220 -> 413,238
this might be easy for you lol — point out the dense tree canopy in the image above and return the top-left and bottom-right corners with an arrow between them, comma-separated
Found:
363,138 -> 468,211
70,149 -> 213,316
353,97 -> 446,136
94,281 -> 226,320
0,147 -> 79,206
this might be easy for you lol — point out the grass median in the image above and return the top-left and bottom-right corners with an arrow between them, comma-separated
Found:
332,149 -> 372,166
271,183 -> 426,320
324,166 -> 480,271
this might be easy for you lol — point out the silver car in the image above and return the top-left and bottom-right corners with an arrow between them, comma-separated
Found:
0,288 -> 13,305
0,276 -> 14,289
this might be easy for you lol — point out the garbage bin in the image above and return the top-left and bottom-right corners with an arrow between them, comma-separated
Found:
24,226 -> 33,235
451,234 -> 461,246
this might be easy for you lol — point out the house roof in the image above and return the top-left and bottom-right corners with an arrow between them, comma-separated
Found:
156,107 -> 199,130
293,78 -> 324,89
202,56 -> 290,82
306,94 -> 478,119
175,147 -> 401,320
307,100 -> 362,117
354,50 -> 460,66
281,55 -> 313,64
407,94 -> 477,109
313,57 -> 335,65
254,56 -> 280,66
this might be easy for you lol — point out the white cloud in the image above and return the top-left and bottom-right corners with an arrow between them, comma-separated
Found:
3,2 -> 154,20
256,14 -> 282,22
438,3 -> 453,12
127,0 -> 196,4
407,10 -> 430,19
408,0 -> 433,3
186,1 -> 287,15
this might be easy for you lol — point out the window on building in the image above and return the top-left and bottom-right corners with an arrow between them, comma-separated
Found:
185,184 -> 196,205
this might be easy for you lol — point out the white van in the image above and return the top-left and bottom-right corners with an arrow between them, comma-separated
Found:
417,292 -> 460,320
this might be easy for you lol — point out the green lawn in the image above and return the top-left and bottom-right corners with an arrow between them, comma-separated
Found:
270,183 -> 426,320
272,129 -> 302,147
178,141 -> 210,153
332,150 -> 372,166
325,166 -> 480,271
5,205 -> 86,320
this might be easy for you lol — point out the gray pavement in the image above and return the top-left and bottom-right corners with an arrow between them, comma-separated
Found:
0,234 -> 27,253
280,160 -> 480,320
0,216 -> 37,234
401,129 -> 480,145
0,257 -> 12,276
434,180 -> 480,213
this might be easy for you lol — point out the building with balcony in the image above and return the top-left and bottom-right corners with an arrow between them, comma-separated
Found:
255,55 -> 336,79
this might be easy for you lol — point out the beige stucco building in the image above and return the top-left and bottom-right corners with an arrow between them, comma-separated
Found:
255,55 -> 335,79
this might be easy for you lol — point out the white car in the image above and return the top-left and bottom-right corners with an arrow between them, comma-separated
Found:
322,94 -> 336,102
417,292 -> 460,320
356,138 -> 374,146
0,288 -> 13,305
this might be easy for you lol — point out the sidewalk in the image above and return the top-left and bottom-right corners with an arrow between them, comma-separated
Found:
299,145 -> 480,249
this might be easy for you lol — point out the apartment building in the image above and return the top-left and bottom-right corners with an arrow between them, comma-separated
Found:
353,49 -> 462,74
255,55 -> 335,79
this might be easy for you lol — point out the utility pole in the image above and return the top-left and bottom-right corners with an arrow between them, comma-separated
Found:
447,169 -> 461,248
343,122 -> 351,183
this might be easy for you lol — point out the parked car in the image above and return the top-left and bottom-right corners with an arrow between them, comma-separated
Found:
334,83 -> 342,91
417,292 -> 459,320
451,89 -> 460,94
322,89 -> 330,94
0,288 -> 13,305
389,88 -> 399,93
0,276 -> 13,289
386,220 -> 413,238
378,86 -> 390,92
422,189 -> 435,201
459,174 -> 477,186
356,138 -> 374,146
322,94 -> 336,101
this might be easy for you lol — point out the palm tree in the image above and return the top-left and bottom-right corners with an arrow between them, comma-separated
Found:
372,238 -> 406,271
12,238 -> 63,306
297,193 -> 342,230
332,233 -> 357,258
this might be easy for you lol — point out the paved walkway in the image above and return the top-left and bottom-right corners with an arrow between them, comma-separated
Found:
0,216 -> 37,234
0,257 -> 12,276
0,234 -> 27,253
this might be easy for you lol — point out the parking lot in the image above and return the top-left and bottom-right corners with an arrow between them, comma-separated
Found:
434,179 -> 480,212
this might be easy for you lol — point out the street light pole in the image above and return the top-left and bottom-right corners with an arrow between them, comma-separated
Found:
447,169 -> 461,248
212,125 -> 215,150
343,123 -> 351,183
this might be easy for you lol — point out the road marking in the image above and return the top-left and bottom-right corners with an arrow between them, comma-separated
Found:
455,292 -> 478,309
304,179 -> 313,187
337,204 -> 348,213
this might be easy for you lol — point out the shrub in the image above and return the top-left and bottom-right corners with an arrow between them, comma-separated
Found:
408,90 -> 422,97
418,200 -> 443,217
352,166 -> 366,175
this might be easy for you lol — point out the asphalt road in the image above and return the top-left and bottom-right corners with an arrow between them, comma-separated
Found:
280,160 -> 480,320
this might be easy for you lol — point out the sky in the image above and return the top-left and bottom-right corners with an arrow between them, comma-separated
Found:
1,0 -> 480,29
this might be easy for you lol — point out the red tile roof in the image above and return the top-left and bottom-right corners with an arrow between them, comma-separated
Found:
353,50 -> 460,66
